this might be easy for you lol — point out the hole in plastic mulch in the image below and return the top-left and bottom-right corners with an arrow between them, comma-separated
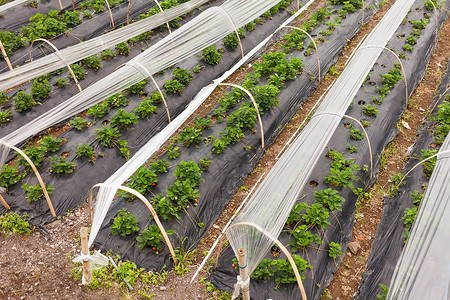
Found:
309,180 -> 318,187
358,100 -> 366,105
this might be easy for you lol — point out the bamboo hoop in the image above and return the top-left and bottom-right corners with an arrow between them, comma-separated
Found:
80,227 -> 92,283
213,83 -> 265,149
397,149 -> 450,187
428,86 -> 450,117
29,38 -> 83,93
237,248 -> 250,300
58,0 -> 63,10
8,145 -> 56,217
216,7 -> 244,58
0,39 -> 13,71
357,45 -> 408,109
362,0 -> 365,27
227,221 -> 307,300
127,0 -> 131,25
88,183 -> 178,265
105,0 -> 115,28
132,62 -> 171,123
154,0 -> 173,38
0,194 -> 10,210
281,26 -> 320,83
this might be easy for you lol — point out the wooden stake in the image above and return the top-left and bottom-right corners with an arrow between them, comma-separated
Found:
0,194 -> 10,210
237,248 -> 250,300
58,0 -> 63,10
80,227 -> 92,283
0,39 -> 13,71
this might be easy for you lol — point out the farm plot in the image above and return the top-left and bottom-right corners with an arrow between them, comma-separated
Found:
356,58 -> 450,300
209,0 -> 449,298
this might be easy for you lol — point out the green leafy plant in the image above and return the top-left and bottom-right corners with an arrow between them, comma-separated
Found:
126,80 -> 147,95
118,139 -> 130,160
173,68 -> 193,85
149,159 -> 169,174
402,44 -> 414,52
69,117 -> 89,130
411,19 -> 429,29
164,79 -> 185,94
272,255 -> 311,284
105,92 -> 129,108
421,149 -> 437,178
253,84 -> 280,112
0,212 -> 31,236
328,242 -> 342,259
250,259 -> 277,281
21,10 -> 66,41
302,203 -> 331,229
178,126 -> 202,147
100,49 -> 116,60
111,209 -> 140,236
136,225 -> 174,250
16,146 -> 45,169
82,55 -> 102,70
69,63 -> 86,80
0,165 -> 25,188
134,101 -> 157,119
362,104 -> 378,116
350,128 -> 365,140
31,79 -> 52,100
402,206 -> 418,242
173,160 -> 203,185
290,225 -> 323,252
152,194 -> 180,220
166,179 -> 200,207
223,28 -> 245,50
0,31 -> 25,58
167,146 -> 180,159
39,135 -> 66,152
324,151 -> 360,188
211,138 -> 229,154
95,126 -> 121,147
202,45 -> 223,65
314,188 -> 345,211
115,42 -> 131,55
111,109 -> 138,128
0,110 -> 12,126
193,65 -> 204,73
56,78 -> 69,88
286,202 -> 308,225
14,91 -> 39,112
87,103 -> 109,118
125,166 -> 158,198
49,155 -> 77,174
22,183 -> 55,202
75,143 -> 96,162
347,143 -> 359,153
199,157 -> 212,171
377,283 -> 389,300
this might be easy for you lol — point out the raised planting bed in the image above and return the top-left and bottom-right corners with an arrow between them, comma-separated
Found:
356,57 -> 450,300
209,0 -> 449,298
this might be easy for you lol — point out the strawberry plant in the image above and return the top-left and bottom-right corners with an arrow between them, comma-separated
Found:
223,28 -> 245,50
14,91 -> 40,112
69,117 -> 89,130
95,126 -> 121,147
134,100 -> 157,119
411,19 -> 429,29
377,284 -> 389,300
432,100 -> 450,144
62,10 -> 81,26
328,242 -> 342,259
0,212 -> 31,236
100,49 -> 116,60
149,159 -> 169,174
347,143 -> 359,153
167,146 -> 180,159
136,225 -> 174,250
173,68 -> 193,85
290,224 -> 323,252
286,202 -> 308,225
116,42 -> 131,55
402,206 -> 418,242
202,45 -> 223,65
111,109 -> 138,128
421,149 -> 438,178
111,208 -> 140,237
199,157 -> 212,171
69,63 -> 86,80
402,44 -> 414,52
220,126 -> 244,144
164,80 -> 185,94
105,92 -> 129,108
118,139 -> 130,160
87,103 -> 109,118
56,78 -> 69,88
82,55 -> 102,71
38,135 -> 66,152
193,117 -> 211,130
281,30 -> 306,52
193,65 -> 204,73
152,194 -> 180,220
21,10 -> 67,41
148,91 -> 166,104
302,203 -> 330,229
166,179 -> 200,207
49,155 -> 77,174
0,31 -> 25,57
350,128 -> 365,140
250,259 -> 277,281
173,160 -> 203,185
314,188 -> 345,211
22,183 -> 55,202
405,35 -> 417,45
16,146 -> 45,169
31,79 -> 52,100
178,126 -> 202,147
0,110 -> 12,126
272,255 -> 311,284
211,138 -> 228,154
253,84 -> 280,112
380,67 -> 402,88
0,92 -> 11,105
362,104 -> 378,116
126,80 -> 147,96
75,143 -> 96,162
0,166 -> 25,188
227,102 -> 257,130
124,166 -> 158,199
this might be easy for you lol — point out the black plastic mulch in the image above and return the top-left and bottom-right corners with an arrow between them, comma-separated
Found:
209,1 -> 449,299
355,57 -> 450,300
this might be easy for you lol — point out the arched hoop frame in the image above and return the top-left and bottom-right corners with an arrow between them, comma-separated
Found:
3,144 -> 56,217
105,0 -> 115,28
215,7 -> 244,58
312,112 -> 374,180
265,26 -> 320,83
127,0 -> 131,25
132,62 -> 171,123
29,38 -> 83,93
0,39 -> 13,71
88,183 -> 178,265
397,149 -> 450,187
154,0 -> 173,38
208,83 -> 265,148
227,221 -> 307,300
356,45 -> 408,109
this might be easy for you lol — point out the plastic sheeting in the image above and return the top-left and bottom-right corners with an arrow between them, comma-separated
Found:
0,0 -> 294,178
226,0 -> 417,276
0,0 -> 32,14
0,0 -> 212,86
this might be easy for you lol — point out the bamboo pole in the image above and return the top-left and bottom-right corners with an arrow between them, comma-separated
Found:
29,38 -> 83,93
237,248 -> 250,300
80,227 -> 92,283
105,0 -> 115,28
0,194 -> 10,210
88,183 -> 178,265
127,0 -> 131,25
58,0 -> 63,10
0,39 -> 13,71
8,145 -> 56,217
217,7 -> 244,58
154,0 -> 173,38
